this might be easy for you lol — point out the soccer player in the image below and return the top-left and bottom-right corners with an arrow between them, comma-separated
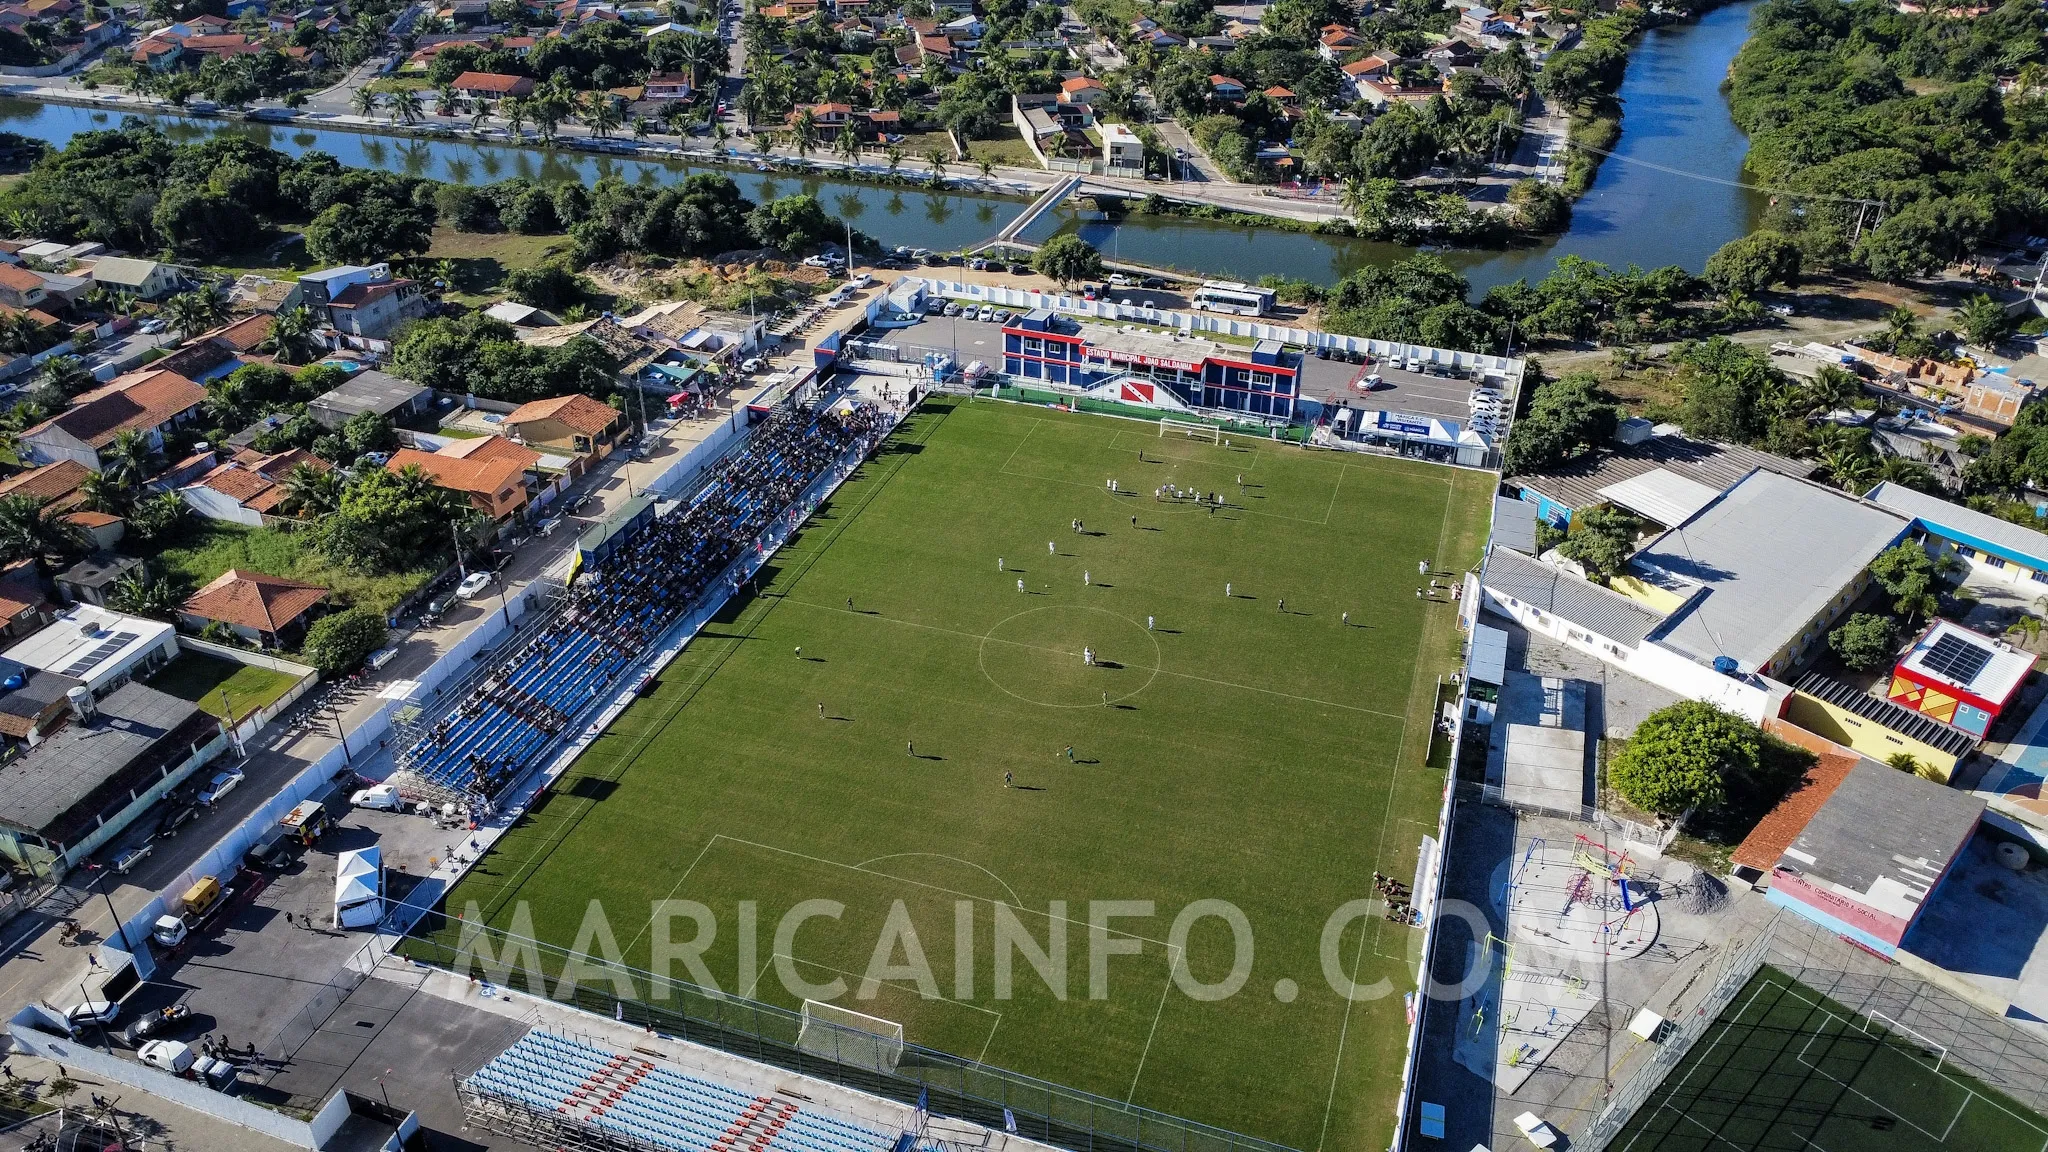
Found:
1418,560 -> 1429,575
1084,570 -> 1091,585
818,702 -> 825,718
1018,578 -> 1026,593
1048,541 -> 1055,555
1278,598 -> 1285,612
1005,771 -> 1014,787
1147,615 -> 1154,630
998,557 -> 1004,571
1225,582 -> 1232,598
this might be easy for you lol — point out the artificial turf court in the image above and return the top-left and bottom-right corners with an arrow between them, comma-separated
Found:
1612,967 -> 2048,1152
433,396 -> 1493,1151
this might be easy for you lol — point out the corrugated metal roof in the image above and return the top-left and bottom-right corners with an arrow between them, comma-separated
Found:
1481,547 -> 1666,648
1508,432 -> 1814,514
1795,673 -> 1978,756
1866,481 -> 2048,571
1596,468 -> 1722,527
1492,495 -> 1538,555
1633,471 -> 1910,671
1470,623 -> 1509,685
1779,758 -> 1982,919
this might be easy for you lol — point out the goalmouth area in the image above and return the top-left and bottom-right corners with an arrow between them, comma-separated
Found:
422,396 -> 1494,1152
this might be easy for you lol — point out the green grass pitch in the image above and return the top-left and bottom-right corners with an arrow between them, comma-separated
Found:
434,396 -> 1494,1151
1612,967 -> 2048,1152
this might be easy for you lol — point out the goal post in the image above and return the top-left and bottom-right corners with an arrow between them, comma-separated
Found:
798,999 -> 906,1073
1159,418 -> 1221,443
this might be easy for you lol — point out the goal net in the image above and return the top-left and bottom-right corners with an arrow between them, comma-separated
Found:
797,999 -> 906,1073
1159,418 -> 1221,443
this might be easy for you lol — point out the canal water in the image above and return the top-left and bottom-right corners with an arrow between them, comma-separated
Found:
0,0 -> 1760,290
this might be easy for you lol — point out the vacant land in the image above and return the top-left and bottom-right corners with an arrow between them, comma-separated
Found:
149,652 -> 303,723
432,397 -> 1492,1150
152,521 -> 430,615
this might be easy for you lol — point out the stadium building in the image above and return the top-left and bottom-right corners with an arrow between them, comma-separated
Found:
1000,309 -> 1304,418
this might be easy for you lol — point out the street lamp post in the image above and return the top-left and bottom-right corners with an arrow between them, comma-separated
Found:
331,698 -> 353,762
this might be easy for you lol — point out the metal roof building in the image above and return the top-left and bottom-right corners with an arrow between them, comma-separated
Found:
1631,470 -> 1912,676
1505,425 -> 1814,526
1482,546 -> 1665,649
1866,481 -> 2048,574
1763,756 -> 1983,956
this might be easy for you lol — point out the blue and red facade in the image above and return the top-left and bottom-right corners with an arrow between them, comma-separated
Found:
1001,309 -> 1302,418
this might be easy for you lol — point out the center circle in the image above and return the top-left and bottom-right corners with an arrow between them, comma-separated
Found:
977,605 -> 1162,709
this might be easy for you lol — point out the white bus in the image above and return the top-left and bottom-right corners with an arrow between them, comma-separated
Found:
1192,281 -> 1276,317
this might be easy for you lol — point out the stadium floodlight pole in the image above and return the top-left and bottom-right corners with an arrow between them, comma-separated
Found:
90,862 -> 135,956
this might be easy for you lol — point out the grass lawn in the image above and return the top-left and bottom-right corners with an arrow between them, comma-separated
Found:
960,129 -> 1043,172
1612,966 -> 2048,1152
426,397 -> 1492,1151
152,521 -> 431,617
425,227 -> 571,307
148,652 -> 304,723
203,232 -> 314,282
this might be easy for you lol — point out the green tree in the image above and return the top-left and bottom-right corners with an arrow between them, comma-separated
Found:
746,193 -> 837,253
99,427 -> 154,485
1828,612 -> 1898,671
261,305 -> 320,366
1867,541 -> 1953,625
127,491 -> 187,542
0,491 -> 86,568
302,606 -> 389,676
1032,233 -> 1104,288
1610,700 -> 1762,817
1957,293 -> 2012,348
109,564 -> 183,620
305,199 -> 434,264
1503,373 -> 1619,473
1703,231 -> 1802,297
1556,505 -> 1639,582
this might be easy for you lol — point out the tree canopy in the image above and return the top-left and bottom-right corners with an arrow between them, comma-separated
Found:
1610,700 -> 1762,817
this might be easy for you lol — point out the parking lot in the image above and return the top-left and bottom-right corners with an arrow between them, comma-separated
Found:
75,792 -> 465,1101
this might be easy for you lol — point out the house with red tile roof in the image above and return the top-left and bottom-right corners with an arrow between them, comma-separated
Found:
387,448 -> 530,520
503,394 -> 625,463
178,568 -> 329,647
452,70 -> 536,98
20,369 -> 206,471
178,449 -> 333,527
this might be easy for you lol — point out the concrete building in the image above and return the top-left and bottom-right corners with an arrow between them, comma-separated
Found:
1,603 -> 178,698
178,568 -> 328,647
1001,309 -> 1303,418
1885,620 -> 2031,739
18,369 -> 207,470
1749,756 -> 1982,957
306,369 -> 433,430
1866,480 -> 2048,592
287,264 -> 428,341
503,394 -> 626,462
1623,469 -> 1912,681
1101,122 -> 1144,176
84,256 -> 183,301
0,680 -> 227,879
54,552 -> 140,608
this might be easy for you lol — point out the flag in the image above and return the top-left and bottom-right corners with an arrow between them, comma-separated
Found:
1003,1109 -> 1016,1135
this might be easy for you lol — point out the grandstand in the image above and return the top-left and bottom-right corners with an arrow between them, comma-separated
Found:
394,399 -> 890,803
461,1029 -> 916,1152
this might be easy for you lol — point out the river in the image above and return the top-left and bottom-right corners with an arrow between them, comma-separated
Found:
0,0 -> 1760,291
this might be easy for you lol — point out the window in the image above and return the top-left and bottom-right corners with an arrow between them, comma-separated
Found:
1957,546 -> 1977,559
1250,370 -> 1275,387
1023,337 -> 1042,353
1988,555 -> 2008,569
2031,570 -> 2048,584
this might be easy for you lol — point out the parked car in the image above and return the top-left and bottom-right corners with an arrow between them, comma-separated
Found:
740,357 -> 766,373
66,1001 -> 120,1035
351,784 -> 405,811
124,1004 -> 191,1048
976,305 -> 994,321
1404,356 -> 1423,372
1108,273 -> 1132,286
1363,374 -> 1386,390
1082,285 -> 1098,300
1141,276 -> 1165,289
943,302 -> 963,317
155,802 -> 199,838
243,824 -> 298,871
456,571 -> 493,599
992,309 -> 1012,323
197,770 -> 242,807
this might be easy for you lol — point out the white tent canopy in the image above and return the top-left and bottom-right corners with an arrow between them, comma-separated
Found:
334,847 -> 383,929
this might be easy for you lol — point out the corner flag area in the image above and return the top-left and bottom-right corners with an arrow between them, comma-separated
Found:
427,396 -> 1494,1151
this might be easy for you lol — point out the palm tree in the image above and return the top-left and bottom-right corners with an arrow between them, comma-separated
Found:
533,92 -> 565,144
435,84 -> 460,118
161,293 -> 208,341
390,88 -> 424,125
977,155 -> 995,183
350,86 -> 378,119
753,131 -> 777,157
280,462 -> 344,517
1818,443 -> 1876,493
1883,304 -> 1920,350
582,91 -> 622,138
109,564 -> 182,620
37,354 -> 90,401
791,109 -> 817,161
100,428 -> 154,485
677,29 -> 718,87
470,106 -> 492,134
836,125 -> 860,167
1875,453 -> 1939,493
924,148 -> 948,185
501,95 -> 528,138
712,121 -> 731,156
262,305 -> 320,366
1800,364 -> 1862,416
0,492 -> 86,568
632,115 -> 650,141
885,144 -> 903,175
77,469 -> 134,517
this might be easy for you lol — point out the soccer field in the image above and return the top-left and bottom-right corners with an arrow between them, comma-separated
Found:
431,396 -> 1494,1151
1613,967 -> 2048,1152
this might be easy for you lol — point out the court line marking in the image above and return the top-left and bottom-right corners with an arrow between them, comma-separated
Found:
1318,468 -> 1454,1150
998,419 -> 1041,474
1613,979 -> 1784,1152
1320,463 -> 1348,527
749,951 -> 1010,1067
786,599 -> 1409,723
1782,991 -> 2048,1150
853,853 -> 1026,907
998,464 -> 1333,526
1126,958 -> 1176,1103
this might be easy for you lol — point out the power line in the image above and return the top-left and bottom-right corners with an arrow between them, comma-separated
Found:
1561,138 -> 1884,208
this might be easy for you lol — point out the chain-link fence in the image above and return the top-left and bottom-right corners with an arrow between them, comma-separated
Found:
401,923 -> 1298,1152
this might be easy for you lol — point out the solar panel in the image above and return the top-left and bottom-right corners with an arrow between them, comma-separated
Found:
1921,632 -> 1992,686
60,632 -> 139,678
